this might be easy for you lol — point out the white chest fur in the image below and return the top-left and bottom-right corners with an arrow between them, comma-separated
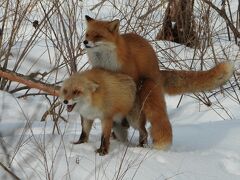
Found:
87,45 -> 121,71
75,97 -> 103,120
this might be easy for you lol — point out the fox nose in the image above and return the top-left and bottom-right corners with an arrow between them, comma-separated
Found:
63,100 -> 68,104
83,40 -> 88,45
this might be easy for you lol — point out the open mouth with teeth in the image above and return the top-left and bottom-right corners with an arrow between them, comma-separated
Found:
67,103 -> 76,112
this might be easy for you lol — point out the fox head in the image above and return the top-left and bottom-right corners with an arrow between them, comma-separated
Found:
83,15 -> 120,50
60,73 -> 99,112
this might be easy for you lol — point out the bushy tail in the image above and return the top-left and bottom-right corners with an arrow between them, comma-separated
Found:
161,62 -> 234,95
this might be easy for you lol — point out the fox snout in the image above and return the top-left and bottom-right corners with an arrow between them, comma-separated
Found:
83,40 -> 88,46
83,40 -> 95,48
83,40 -> 88,45
62,99 -> 76,112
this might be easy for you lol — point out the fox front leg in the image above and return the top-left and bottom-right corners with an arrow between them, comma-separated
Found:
96,118 -> 113,156
73,118 -> 93,144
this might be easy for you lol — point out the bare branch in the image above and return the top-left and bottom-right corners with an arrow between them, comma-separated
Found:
0,162 -> 21,180
202,0 -> 240,38
0,67 -> 60,96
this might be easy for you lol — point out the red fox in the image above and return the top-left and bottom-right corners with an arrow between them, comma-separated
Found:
60,68 -> 136,155
83,15 -> 234,150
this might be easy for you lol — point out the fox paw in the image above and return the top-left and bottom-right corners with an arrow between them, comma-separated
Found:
96,147 -> 108,156
71,139 -> 86,144
137,143 -> 149,148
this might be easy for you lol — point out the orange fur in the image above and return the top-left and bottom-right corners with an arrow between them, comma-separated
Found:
84,16 -> 234,150
60,68 -> 136,155
161,62 -> 233,95
139,80 -> 172,150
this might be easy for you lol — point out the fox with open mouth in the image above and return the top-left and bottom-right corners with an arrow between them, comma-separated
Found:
60,68 -> 137,155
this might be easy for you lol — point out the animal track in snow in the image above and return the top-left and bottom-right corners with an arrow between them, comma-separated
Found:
220,152 -> 240,176
156,156 -> 166,163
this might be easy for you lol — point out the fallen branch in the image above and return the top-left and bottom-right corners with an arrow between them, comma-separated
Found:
0,67 -> 60,96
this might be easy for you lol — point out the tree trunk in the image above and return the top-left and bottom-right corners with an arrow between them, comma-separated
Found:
156,0 -> 199,47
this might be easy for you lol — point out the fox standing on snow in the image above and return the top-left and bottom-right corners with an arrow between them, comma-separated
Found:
60,68 -> 136,155
83,15 -> 234,150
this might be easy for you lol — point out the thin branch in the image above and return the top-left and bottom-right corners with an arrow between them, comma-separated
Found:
90,0 -> 107,11
202,0 -> 240,39
139,2 -> 163,19
0,162 -> 21,180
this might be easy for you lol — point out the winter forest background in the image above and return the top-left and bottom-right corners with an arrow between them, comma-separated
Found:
0,0 -> 240,179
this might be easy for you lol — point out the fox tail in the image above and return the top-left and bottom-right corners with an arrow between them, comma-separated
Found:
161,62 -> 234,95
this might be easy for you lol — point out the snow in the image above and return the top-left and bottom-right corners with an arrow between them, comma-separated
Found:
1,0 -> 240,179
1,89 -> 240,180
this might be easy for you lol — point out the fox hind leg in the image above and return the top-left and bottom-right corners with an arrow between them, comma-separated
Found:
138,113 -> 148,147
112,118 -> 129,142
139,79 -> 172,150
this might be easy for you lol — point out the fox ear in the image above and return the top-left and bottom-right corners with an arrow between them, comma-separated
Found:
108,19 -> 120,33
89,81 -> 99,92
85,15 -> 94,22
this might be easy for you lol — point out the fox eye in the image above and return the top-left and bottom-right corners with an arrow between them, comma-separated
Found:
86,33 -> 89,38
63,89 -> 67,95
73,90 -> 81,95
95,34 -> 102,39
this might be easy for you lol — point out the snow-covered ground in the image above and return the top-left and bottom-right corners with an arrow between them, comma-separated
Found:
1,0 -> 240,179
1,88 -> 240,180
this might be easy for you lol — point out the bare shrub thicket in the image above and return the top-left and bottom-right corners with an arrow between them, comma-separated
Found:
0,0 -> 239,179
